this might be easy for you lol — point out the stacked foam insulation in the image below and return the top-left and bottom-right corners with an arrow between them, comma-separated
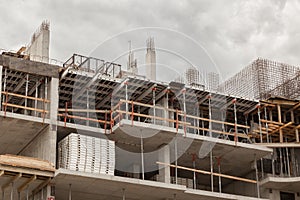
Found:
58,133 -> 115,175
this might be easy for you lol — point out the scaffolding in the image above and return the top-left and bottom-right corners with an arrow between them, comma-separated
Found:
218,58 -> 300,99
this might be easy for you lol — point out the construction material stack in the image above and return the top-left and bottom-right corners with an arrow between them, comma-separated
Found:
58,133 -> 115,175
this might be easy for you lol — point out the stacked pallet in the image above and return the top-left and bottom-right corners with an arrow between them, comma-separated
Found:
171,176 -> 193,188
58,133 -> 115,175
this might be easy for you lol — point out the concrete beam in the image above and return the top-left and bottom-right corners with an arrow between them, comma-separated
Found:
0,55 -> 60,78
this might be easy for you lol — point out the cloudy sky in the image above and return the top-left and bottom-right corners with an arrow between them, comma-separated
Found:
1,0 -> 300,81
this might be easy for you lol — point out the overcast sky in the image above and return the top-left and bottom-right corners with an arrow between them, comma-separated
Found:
1,0 -> 300,81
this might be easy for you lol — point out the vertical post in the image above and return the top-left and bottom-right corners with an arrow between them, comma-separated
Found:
86,90 -> 89,126
257,104 -> 263,143
296,129 -> 299,143
217,157 -> 222,193
140,131 -> 144,180
233,99 -> 238,144
10,182 -> 14,200
153,86 -> 156,124
68,184 -> 72,200
182,88 -> 186,136
272,151 -> 275,177
201,109 -> 204,135
196,104 -> 199,135
277,105 -> 283,143
0,65 -> 2,111
175,136 -> 178,184
279,148 -> 283,176
210,150 -> 214,192
45,77 -> 48,116
165,88 -> 169,126
122,188 -> 125,200
138,106 -> 140,122
254,155 -> 260,198
26,186 -> 29,200
286,145 -> 291,177
2,68 -> 7,110
208,95 -> 212,137
2,190 -> 4,200
64,102 -> 68,127
192,154 -> 196,189
24,74 -> 29,115
125,82 -> 128,120
261,158 -> 264,179
264,107 -> 269,143
34,81 -> 38,117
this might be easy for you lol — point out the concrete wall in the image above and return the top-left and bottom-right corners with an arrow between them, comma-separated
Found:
223,172 -> 258,198
262,189 -> 300,200
19,125 -> 56,165
25,22 -> 50,63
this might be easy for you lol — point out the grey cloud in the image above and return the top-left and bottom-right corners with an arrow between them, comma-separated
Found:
1,0 -> 300,80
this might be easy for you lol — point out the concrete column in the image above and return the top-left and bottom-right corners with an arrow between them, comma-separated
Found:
163,97 -> 169,126
0,65 -> 2,111
49,78 -> 59,125
19,78 -> 58,165
158,145 -> 170,183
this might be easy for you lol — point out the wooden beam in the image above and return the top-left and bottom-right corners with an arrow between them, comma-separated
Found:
18,175 -> 36,192
285,101 -> 300,113
1,173 -> 22,190
32,177 -> 51,195
270,122 -> 293,135
156,162 -> 256,184
0,170 -> 4,176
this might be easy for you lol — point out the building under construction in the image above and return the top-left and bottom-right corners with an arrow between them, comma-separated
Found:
0,22 -> 300,200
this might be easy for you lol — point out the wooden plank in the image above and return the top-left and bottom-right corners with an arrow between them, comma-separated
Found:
18,175 -> 37,192
57,114 -> 110,124
0,154 -> 55,172
1,91 -> 50,103
58,108 -> 109,113
270,122 -> 293,135
260,119 -> 283,126
2,173 -> 22,190
2,103 -> 49,113
156,162 -> 257,184
179,113 -> 250,129
116,110 -> 191,125
188,125 -> 249,139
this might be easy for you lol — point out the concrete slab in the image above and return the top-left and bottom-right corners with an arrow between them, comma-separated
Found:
260,176 -> 300,192
0,112 -> 49,155
53,168 -> 266,200
109,120 -> 272,178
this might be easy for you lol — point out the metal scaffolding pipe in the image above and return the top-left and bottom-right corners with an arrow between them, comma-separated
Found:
125,83 -> 128,120
217,157 -> 222,193
0,65 -> 2,111
175,136 -> 178,184
153,87 -> 156,124
86,90 -> 90,126
257,105 -> 262,143
68,184 -> 72,200
2,68 -> 7,111
24,74 -> 29,115
10,182 -> 13,200
254,155 -> 260,198
192,155 -> 196,189
122,188 -> 125,200
264,107 -> 269,143
208,95 -> 212,137
141,132 -> 145,180
210,150 -> 213,192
